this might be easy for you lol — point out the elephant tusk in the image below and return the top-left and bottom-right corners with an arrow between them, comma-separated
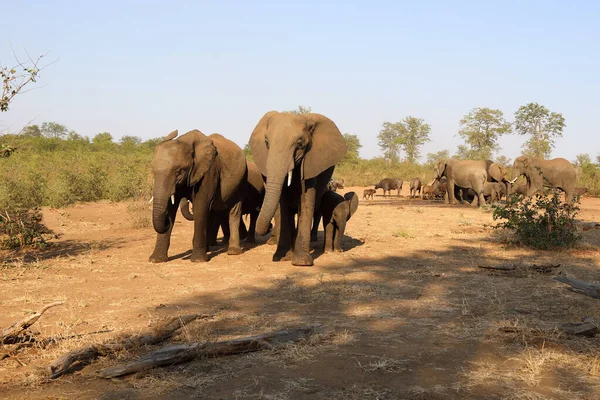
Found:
287,171 -> 292,187
508,177 -> 518,184
148,196 -> 154,204
171,195 -> 175,205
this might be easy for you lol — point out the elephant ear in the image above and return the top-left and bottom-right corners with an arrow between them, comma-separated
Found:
303,113 -> 347,180
344,192 -> 359,219
488,162 -> 505,182
436,160 -> 447,177
163,130 -> 179,142
249,111 -> 279,176
178,129 -> 217,186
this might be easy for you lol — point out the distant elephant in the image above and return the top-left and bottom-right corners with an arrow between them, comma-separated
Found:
249,111 -> 346,266
485,160 -> 511,196
409,178 -> 422,198
434,159 -> 487,206
328,178 -> 345,192
363,188 -> 376,200
460,182 -> 506,203
510,156 -> 577,203
181,160 -> 265,244
149,130 -> 246,263
375,178 -> 403,197
321,191 -> 359,253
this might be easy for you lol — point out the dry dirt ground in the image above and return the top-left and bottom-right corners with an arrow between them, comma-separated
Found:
2,186 -> 600,399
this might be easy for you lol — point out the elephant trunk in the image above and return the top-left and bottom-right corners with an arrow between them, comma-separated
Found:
152,180 -> 175,234
256,179 -> 284,236
180,199 -> 194,221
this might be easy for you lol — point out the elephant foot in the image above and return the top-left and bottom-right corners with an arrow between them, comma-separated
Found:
266,235 -> 277,246
333,248 -> 343,253
148,252 -> 168,263
190,250 -> 209,262
324,248 -> 332,254
292,253 -> 314,267
227,245 -> 243,256
273,249 -> 293,262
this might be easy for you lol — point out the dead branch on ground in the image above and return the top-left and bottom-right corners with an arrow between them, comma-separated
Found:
499,317 -> 598,337
49,314 -> 213,379
97,325 -> 322,378
1,301 -> 64,345
553,276 -> 600,299
478,263 -> 560,274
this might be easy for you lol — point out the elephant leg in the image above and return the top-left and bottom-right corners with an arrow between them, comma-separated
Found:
274,197 -> 294,262
190,185 -> 216,262
292,183 -> 316,266
246,211 -> 257,243
475,191 -> 486,207
311,211 -> 321,243
267,209 -> 280,245
220,212 -> 230,244
207,212 -> 220,246
333,220 -> 346,252
324,221 -> 334,253
149,195 -> 180,263
226,201 -> 243,255
447,181 -> 456,204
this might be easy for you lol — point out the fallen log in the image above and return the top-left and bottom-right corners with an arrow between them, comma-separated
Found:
478,264 -> 560,274
49,313 -> 212,379
1,301 -> 64,345
553,276 -> 600,299
97,325 -> 321,379
499,317 -> 598,337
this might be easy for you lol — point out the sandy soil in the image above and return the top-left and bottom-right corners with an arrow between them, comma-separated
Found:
1,186 -> 600,399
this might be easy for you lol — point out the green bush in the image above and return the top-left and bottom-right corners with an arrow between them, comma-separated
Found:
0,208 -> 52,249
492,191 -> 581,249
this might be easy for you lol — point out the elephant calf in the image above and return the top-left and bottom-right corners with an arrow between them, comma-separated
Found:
321,191 -> 359,253
409,178 -> 422,198
363,188 -> 376,200
328,179 -> 345,192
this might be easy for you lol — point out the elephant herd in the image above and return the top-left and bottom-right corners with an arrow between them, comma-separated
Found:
361,156 -> 583,207
149,111 -> 355,267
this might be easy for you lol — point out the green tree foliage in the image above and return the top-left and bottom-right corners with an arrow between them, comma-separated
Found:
399,116 -> 431,163
342,133 -> 362,164
285,105 -> 312,114
1,55 -> 43,112
243,143 -> 253,161
92,132 -> 114,147
425,150 -> 450,167
378,117 -> 431,164
22,125 -> 42,137
67,130 -> 88,142
495,155 -> 512,167
514,102 -> 565,159
457,107 -> 511,160
41,121 -> 68,139
377,122 -> 402,163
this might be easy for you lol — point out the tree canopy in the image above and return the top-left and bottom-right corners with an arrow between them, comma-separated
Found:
285,105 -> 312,114
378,117 -> 431,164
342,133 -> 362,164
456,107 -> 511,160
514,102 -> 565,159
1,54 -> 44,112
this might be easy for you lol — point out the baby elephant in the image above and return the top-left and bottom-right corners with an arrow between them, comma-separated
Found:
321,191 -> 359,253
363,188 -> 376,200
421,185 -> 434,200
409,177 -> 422,198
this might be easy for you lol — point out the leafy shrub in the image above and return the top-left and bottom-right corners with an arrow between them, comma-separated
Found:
335,158 -> 432,187
0,208 -> 52,249
492,190 -> 581,249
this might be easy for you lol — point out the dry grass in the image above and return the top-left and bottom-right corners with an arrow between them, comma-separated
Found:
126,199 -> 151,228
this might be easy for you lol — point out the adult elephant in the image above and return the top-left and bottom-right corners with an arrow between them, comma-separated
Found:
149,130 -> 246,263
510,156 -> 577,202
434,159 -> 487,206
485,160 -> 510,196
249,111 -> 346,266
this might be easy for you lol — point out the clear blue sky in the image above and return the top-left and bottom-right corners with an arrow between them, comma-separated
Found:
1,1 -> 599,162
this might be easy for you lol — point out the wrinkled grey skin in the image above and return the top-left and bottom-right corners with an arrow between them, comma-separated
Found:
434,159 -> 487,206
149,130 -> 246,263
249,111 -> 346,266
375,178 -> 403,197
363,188 -> 376,200
511,156 -> 577,203
321,191 -> 359,253
409,178 -> 422,198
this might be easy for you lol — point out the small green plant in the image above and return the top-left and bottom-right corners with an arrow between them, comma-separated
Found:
393,230 -> 415,238
492,190 -> 581,249
0,208 -> 53,249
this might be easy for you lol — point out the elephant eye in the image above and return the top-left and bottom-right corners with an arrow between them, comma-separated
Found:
296,139 -> 304,148
265,138 -> 270,149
